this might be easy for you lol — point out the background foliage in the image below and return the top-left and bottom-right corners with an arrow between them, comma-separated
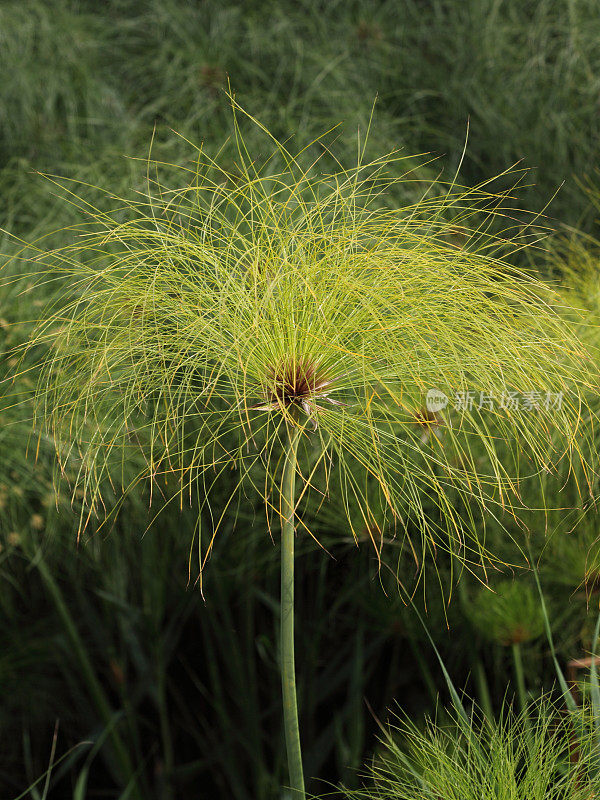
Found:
2,1 -> 600,798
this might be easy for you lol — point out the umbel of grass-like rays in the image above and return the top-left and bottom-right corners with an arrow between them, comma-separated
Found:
466,577 -> 545,714
341,700 -> 600,800
12,106 -> 595,797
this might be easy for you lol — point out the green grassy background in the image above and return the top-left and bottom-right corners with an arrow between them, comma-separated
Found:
2,1 -> 600,797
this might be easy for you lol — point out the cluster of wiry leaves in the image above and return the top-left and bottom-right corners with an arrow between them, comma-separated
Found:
345,700 -> 600,800
10,106 -> 597,578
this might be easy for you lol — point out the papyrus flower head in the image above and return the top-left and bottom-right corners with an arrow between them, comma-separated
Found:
23,105 -> 595,574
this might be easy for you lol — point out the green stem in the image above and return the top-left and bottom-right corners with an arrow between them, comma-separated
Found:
280,423 -> 305,800
511,641 -> 527,715
474,659 -> 494,725
457,577 -> 493,724
157,669 -> 174,798
406,635 -> 438,709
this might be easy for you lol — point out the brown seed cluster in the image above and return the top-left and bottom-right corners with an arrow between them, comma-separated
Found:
250,357 -> 344,429
413,406 -> 443,444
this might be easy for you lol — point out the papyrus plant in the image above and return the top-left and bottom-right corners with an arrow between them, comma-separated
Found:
20,107 -> 593,797
342,700 -> 600,800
